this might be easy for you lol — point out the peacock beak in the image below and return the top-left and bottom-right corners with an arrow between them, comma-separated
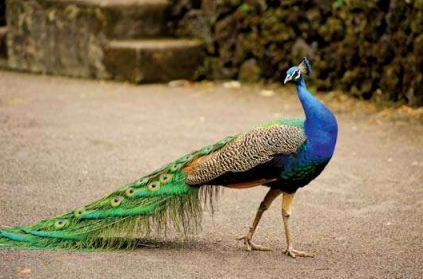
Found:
284,75 -> 292,84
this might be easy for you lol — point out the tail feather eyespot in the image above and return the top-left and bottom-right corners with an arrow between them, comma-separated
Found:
110,196 -> 124,207
148,181 -> 161,192
159,174 -> 173,184
169,163 -> 182,172
178,154 -> 194,163
74,207 -> 86,217
125,188 -> 135,197
54,219 -> 69,229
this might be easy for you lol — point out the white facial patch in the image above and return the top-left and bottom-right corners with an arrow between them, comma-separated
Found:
295,70 -> 301,79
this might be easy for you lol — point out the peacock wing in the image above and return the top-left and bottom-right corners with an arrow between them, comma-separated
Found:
184,124 -> 307,186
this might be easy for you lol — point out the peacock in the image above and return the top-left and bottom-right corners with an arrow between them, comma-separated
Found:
0,57 -> 338,258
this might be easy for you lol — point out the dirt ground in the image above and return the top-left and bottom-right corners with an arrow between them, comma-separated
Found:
0,71 -> 422,279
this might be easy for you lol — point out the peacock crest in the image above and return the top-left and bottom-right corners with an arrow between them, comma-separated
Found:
298,57 -> 312,77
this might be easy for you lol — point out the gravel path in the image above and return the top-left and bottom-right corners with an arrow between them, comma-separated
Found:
0,71 -> 422,279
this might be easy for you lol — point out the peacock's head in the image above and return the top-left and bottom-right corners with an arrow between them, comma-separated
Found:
284,57 -> 312,85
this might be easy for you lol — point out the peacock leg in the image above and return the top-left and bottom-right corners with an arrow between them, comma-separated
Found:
282,192 -> 315,258
237,188 -> 281,251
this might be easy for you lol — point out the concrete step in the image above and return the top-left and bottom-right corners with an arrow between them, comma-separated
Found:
78,0 -> 171,39
104,39 -> 204,83
5,0 -> 205,83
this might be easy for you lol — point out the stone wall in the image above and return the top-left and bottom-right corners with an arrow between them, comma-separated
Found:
172,0 -> 423,106
6,0 -> 109,79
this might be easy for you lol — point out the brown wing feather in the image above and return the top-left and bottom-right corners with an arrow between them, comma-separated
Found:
184,125 -> 306,185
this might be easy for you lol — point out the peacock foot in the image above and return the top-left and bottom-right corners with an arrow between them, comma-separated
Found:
237,235 -> 272,252
283,247 -> 315,258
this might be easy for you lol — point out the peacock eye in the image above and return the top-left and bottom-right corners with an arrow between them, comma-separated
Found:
110,196 -> 124,207
148,181 -> 161,192
125,187 -> 135,197
169,163 -> 182,172
54,219 -> 69,229
159,173 -> 173,184
178,154 -> 193,163
74,207 -> 86,217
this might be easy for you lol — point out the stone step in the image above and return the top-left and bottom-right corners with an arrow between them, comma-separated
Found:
5,0 -> 205,83
78,0 -> 171,39
104,39 -> 204,83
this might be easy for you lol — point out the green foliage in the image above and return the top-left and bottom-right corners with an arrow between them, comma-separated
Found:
333,0 -> 344,8
172,0 -> 423,107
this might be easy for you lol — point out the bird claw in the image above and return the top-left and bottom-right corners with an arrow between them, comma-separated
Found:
237,235 -> 272,252
283,247 -> 315,258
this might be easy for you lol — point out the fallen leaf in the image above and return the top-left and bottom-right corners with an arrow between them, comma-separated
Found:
367,119 -> 376,126
366,103 -> 376,113
401,105 -> 414,114
15,267 -> 32,274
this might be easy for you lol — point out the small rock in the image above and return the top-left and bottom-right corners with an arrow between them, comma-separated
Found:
387,158 -> 393,163
222,81 -> 241,89
411,161 -> 419,166
168,79 -> 191,87
259,89 -> 275,97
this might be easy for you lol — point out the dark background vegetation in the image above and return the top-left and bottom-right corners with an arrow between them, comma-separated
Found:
0,1 -> 5,26
171,0 -> 423,107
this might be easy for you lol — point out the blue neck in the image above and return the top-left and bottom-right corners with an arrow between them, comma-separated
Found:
296,78 -> 338,161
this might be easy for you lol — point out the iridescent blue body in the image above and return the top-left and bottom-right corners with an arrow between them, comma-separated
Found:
271,72 -> 338,193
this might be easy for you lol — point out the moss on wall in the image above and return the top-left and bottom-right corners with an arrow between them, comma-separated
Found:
171,0 -> 423,106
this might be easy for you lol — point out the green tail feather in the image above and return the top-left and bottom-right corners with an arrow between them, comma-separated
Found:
0,137 -> 232,250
